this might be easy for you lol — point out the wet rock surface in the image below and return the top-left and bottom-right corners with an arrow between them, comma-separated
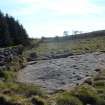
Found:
17,52 -> 105,92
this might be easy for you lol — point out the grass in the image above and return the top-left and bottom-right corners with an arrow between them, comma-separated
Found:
49,83 -> 105,105
55,92 -> 83,105
0,70 -> 16,82
24,36 -> 105,61
0,81 -> 46,105
0,81 -> 44,97
0,65 -> 105,104
29,36 -> 105,56
94,80 -> 105,86
0,94 -> 32,105
93,70 -> 105,101
71,84 -> 101,105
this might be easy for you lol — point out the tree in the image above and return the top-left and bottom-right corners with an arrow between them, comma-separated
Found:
63,31 -> 69,36
0,10 -> 29,47
6,14 -> 29,46
0,12 -> 12,47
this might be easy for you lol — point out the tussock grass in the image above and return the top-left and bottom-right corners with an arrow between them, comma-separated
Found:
55,92 -> 83,105
0,81 -> 44,97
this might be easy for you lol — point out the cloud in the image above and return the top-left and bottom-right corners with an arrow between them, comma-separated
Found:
10,0 -> 50,16
44,0 -> 104,15
3,0 -> 105,37
10,0 -> 105,17
15,0 -> 47,4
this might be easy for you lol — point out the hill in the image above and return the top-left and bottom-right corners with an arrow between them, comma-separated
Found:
42,30 -> 105,42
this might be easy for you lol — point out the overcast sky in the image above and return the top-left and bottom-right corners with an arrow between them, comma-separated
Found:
0,0 -> 105,38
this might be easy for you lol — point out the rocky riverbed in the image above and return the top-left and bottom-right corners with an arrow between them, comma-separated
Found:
17,52 -> 105,93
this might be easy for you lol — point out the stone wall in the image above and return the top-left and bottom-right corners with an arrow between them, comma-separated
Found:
0,45 -> 24,71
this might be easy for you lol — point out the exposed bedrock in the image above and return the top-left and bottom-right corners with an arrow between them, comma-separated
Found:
18,52 -> 105,93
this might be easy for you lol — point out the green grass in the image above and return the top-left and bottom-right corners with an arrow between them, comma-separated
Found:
50,83 -> 105,105
93,70 -> 105,101
94,80 -> 105,86
55,92 -> 83,105
27,36 -> 105,56
0,81 -> 46,105
0,70 -> 105,105
71,84 -> 100,105
0,70 -> 16,82
0,94 -> 32,105
0,82 -> 44,97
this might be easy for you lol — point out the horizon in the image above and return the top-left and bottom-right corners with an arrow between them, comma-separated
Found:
1,0 -> 105,38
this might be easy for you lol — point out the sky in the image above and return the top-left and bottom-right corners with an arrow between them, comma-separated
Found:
0,0 -> 105,38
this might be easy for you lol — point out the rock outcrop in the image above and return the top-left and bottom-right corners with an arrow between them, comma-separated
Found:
18,52 -> 105,93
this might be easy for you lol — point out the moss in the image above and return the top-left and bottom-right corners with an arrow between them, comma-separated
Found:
71,84 -> 100,105
55,92 -> 83,105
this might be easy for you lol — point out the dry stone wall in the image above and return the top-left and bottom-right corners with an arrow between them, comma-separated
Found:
0,45 -> 24,71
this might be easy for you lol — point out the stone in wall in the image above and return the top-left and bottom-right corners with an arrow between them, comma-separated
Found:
0,45 -> 24,71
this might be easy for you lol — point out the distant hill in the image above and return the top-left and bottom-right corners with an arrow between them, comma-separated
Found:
42,30 -> 105,42
0,11 -> 29,47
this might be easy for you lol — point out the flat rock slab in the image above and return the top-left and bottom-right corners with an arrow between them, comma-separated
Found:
17,52 -> 105,92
